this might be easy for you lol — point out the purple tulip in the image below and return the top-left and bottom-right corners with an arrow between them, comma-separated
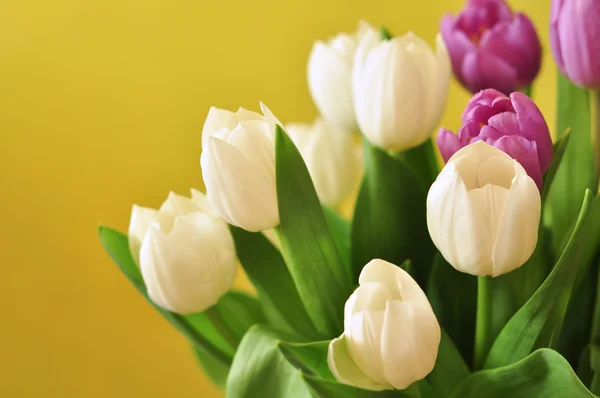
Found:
551,0 -> 600,89
437,89 -> 553,189
441,0 -> 542,95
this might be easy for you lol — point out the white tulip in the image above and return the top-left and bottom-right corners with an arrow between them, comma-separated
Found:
200,103 -> 280,232
308,21 -> 376,133
427,142 -> 541,277
352,30 -> 451,152
285,119 -> 361,207
129,190 -> 237,314
328,259 -> 441,391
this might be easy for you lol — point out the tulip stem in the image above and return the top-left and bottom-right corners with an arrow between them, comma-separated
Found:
591,90 -> 600,193
474,276 -> 493,370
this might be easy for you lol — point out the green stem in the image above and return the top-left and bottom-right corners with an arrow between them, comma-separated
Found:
205,305 -> 238,350
474,276 -> 493,369
589,260 -> 600,393
591,90 -> 600,194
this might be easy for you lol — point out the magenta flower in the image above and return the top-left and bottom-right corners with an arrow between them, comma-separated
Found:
437,89 -> 553,189
441,0 -> 542,95
551,0 -> 600,89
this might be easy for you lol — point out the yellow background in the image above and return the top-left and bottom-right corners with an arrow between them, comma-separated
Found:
0,0 -> 554,396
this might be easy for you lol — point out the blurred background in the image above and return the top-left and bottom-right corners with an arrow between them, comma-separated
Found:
0,0 -> 554,396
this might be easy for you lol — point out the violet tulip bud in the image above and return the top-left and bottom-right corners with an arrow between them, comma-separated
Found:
437,89 -> 552,189
551,0 -> 600,89
441,0 -> 542,95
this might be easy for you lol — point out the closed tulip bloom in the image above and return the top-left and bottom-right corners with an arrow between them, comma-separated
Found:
285,119 -> 361,207
133,190 -> 237,314
328,259 -> 441,391
441,0 -> 541,95
551,0 -> 600,89
128,205 -> 157,265
437,89 -> 552,189
353,30 -> 451,152
201,103 -> 279,232
308,21 -> 375,133
427,142 -> 541,277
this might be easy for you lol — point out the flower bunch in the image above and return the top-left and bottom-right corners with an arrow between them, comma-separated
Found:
99,0 -> 600,397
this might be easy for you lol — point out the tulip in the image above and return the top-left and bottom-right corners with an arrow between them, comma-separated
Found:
328,259 -> 440,391
437,89 -> 552,189
352,30 -> 451,152
551,0 -> 600,89
307,21 -> 376,133
427,141 -> 541,277
201,103 -> 279,232
285,119 -> 361,207
129,190 -> 237,315
441,0 -> 542,95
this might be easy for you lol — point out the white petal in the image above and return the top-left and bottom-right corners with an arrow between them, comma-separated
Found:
492,164 -> 541,276
159,192 -> 200,217
139,213 -> 237,314
226,121 -> 275,183
190,189 -> 220,218
423,35 -> 451,136
358,259 -> 429,305
201,136 -> 279,231
381,300 -> 440,389
233,107 -> 265,123
328,335 -> 392,391
128,205 -> 158,265
259,102 -> 284,133
345,309 -> 387,384
201,107 -> 236,149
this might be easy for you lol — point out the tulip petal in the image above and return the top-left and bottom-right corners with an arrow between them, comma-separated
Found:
461,50 -> 518,95
424,35 -> 452,136
492,164 -> 541,276
226,121 -> 275,182
190,189 -> 220,218
437,128 -> 462,163
328,335 -> 392,391
492,135 -> 543,190
440,14 -> 475,84
128,205 -> 158,265
202,107 -> 236,149
381,300 -> 440,390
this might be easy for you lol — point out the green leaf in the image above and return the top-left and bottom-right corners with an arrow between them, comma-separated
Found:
323,206 -> 352,274
541,129 -> 572,203
397,139 -> 439,190
427,329 -> 471,394
450,349 -> 593,398
546,73 -> 593,251
229,226 -> 319,340
427,253 -> 476,363
192,344 -> 230,390
98,225 -> 233,364
589,258 -> 600,394
352,139 -> 434,287
209,291 -> 266,348
279,340 -> 334,380
301,373 -> 417,398
226,325 -> 312,398
484,190 -> 594,369
275,126 -> 352,338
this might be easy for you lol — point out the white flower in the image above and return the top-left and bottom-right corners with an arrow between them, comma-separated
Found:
328,259 -> 441,391
308,21 -> 376,133
427,142 -> 541,277
200,103 -> 280,232
352,31 -> 451,151
129,190 -> 237,314
285,119 -> 361,207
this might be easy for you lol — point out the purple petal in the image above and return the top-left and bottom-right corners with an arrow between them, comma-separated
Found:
550,0 -> 566,71
487,112 -> 520,136
510,92 -> 553,172
441,14 -> 476,84
457,120 -> 486,144
493,135 -> 543,190
479,125 -> 506,142
437,128 -> 463,163
461,50 -> 519,95
461,89 -> 507,122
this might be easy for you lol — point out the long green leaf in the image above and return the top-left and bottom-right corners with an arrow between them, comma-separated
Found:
323,206 -> 351,273
427,254 -> 476,363
397,138 -> 439,190
589,259 -> 600,393
541,129 -> 572,203
98,225 -> 233,364
301,373 -> 417,398
275,125 -> 352,338
211,291 -> 266,346
484,190 -> 593,369
451,349 -> 593,398
279,340 -> 334,380
427,329 -> 471,394
229,226 -> 319,340
192,344 -> 230,390
226,325 -> 312,398
352,139 -> 434,287
546,73 -> 593,251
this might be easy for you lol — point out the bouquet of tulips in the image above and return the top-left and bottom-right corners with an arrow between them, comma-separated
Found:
99,0 -> 600,396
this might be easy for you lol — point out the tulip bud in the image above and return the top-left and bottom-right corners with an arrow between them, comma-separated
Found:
551,0 -> 600,89
307,21 -> 376,133
131,191 -> 237,315
352,30 -> 451,152
328,259 -> 441,391
441,0 -> 541,95
285,119 -> 361,207
437,89 -> 552,189
427,142 -> 541,277
200,103 -> 279,232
